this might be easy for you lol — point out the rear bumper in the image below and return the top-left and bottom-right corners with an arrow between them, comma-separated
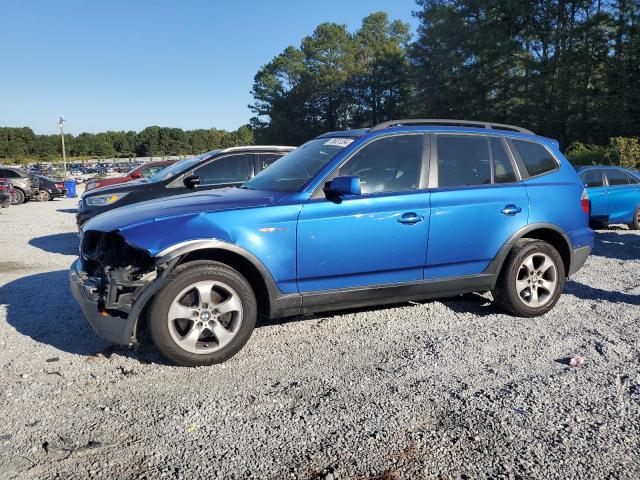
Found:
568,245 -> 591,276
69,259 -> 135,345
567,226 -> 594,276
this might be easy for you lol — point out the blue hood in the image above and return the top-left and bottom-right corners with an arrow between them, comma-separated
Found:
83,188 -> 288,234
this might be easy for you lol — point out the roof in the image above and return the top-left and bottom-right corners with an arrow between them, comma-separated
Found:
577,165 -> 632,171
218,145 -> 295,153
370,119 -> 534,134
318,119 -> 536,140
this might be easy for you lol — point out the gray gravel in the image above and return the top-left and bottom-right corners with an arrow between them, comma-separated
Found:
0,198 -> 639,479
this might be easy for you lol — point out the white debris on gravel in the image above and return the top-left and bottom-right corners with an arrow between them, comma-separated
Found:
0,198 -> 639,479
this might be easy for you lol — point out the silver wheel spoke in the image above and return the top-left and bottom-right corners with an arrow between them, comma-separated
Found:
168,301 -> 194,321
539,279 -> 555,292
537,257 -> 553,275
195,282 -> 214,307
210,321 -> 234,346
515,277 -> 529,295
215,295 -> 242,314
523,256 -> 535,273
180,323 -> 203,351
529,287 -> 539,306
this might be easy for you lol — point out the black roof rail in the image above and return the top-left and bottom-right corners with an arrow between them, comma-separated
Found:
369,119 -> 534,135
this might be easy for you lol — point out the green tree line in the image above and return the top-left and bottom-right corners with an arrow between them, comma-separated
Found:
250,3 -> 640,157
2,2 -> 639,166
0,125 -> 254,164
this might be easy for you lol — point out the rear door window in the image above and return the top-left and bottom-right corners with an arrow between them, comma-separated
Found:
437,135 -> 491,187
580,169 -> 604,188
605,169 -> 630,186
193,154 -> 250,185
511,140 -> 558,177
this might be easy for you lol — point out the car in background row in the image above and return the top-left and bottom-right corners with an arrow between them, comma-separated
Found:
84,160 -> 176,192
71,119 -> 593,366
0,166 -> 33,205
578,166 -> 640,229
76,146 -> 294,227
31,174 -> 68,201
0,178 -> 14,208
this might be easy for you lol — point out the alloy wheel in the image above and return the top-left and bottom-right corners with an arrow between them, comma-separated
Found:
515,252 -> 558,308
166,280 -> 243,355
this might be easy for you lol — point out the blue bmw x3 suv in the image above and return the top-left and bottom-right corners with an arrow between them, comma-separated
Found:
577,166 -> 640,230
70,119 -> 594,366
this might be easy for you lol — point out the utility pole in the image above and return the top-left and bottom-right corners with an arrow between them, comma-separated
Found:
59,116 -> 67,176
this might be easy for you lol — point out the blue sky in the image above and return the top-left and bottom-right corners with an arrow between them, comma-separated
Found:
0,0 -> 419,135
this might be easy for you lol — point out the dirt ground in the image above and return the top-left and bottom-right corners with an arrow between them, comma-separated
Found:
0,197 -> 639,479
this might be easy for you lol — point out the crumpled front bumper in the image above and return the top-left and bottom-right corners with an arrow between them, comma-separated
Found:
69,259 -> 136,345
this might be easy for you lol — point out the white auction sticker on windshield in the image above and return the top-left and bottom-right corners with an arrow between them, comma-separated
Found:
324,138 -> 354,147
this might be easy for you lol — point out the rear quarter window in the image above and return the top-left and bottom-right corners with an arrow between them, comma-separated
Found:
511,140 -> 558,177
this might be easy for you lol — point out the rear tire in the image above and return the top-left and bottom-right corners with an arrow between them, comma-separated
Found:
36,190 -> 50,202
11,188 -> 25,205
492,239 -> 565,317
149,260 -> 257,366
629,206 -> 640,230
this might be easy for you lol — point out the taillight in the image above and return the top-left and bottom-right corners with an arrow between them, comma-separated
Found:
0,185 -> 5,192
581,189 -> 590,215
55,183 -> 64,189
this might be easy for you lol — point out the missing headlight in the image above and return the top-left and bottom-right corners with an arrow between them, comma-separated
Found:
81,231 -> 154,276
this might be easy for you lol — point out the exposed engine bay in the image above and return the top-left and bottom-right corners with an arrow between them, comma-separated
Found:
79,230 -> 165,315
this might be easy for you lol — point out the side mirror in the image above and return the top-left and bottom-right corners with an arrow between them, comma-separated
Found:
130,171 -> 142,179
183,174 -> 201,189
323,176 -> 361,198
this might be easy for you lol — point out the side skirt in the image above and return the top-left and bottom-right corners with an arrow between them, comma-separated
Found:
270,274 -> 496,318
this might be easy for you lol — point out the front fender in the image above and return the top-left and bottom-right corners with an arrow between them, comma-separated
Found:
118,204 -> 301,294
118,213 -> 233,256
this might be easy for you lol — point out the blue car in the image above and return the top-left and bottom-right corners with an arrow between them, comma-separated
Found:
70,119 -> 594,366
577,166 -> 640,230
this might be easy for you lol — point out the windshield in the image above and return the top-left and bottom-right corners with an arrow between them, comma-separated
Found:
148,152 -> 212,183
243,138 -> 354,192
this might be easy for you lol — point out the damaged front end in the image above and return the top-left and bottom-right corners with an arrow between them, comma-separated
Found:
70,230 -> 175,345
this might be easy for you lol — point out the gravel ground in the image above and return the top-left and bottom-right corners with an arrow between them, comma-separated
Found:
0,198 -> 639,479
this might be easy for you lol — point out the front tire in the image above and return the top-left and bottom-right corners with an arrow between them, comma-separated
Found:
629,206 -> 640,230
492,239 -> 565,317
149,261 -> 257,366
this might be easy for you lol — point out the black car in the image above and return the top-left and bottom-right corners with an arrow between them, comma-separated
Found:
77,145 -> 294,227
31,174 -> 67,201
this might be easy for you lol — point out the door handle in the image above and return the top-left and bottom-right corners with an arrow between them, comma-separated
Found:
601,191 -> 608,196
398,213 -> 424,224
501,205 -> 522,216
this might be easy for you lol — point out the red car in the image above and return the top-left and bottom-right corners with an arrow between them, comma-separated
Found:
84,160 -> 175,192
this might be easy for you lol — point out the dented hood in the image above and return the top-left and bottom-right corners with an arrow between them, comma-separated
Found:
82,187 -> 288,234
